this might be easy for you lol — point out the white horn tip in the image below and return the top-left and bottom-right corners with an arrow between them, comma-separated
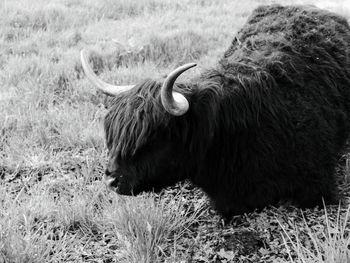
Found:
171,92 -> 189,116
80,49 -> 88,60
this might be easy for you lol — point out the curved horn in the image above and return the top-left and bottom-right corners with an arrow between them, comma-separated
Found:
161,63 -> 196,116
80,49 -> 134,96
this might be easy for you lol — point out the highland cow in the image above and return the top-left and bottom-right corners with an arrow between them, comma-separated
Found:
81,5 -> 350,217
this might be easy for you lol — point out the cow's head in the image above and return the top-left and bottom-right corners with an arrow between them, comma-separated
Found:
80,50 -> 196,195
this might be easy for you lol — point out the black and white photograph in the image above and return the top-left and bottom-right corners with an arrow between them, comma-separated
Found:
1,0 -> 350,262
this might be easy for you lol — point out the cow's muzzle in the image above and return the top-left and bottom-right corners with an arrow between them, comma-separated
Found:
103,169 -> 120,191
103,174 -> 117,189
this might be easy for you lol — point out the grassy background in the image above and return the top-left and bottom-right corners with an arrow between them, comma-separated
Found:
1,0 -> 350,262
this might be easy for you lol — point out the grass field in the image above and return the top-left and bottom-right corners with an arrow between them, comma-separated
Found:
1,0 -> 350,262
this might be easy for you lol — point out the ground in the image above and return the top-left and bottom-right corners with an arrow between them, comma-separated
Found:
1,0 -> 350,262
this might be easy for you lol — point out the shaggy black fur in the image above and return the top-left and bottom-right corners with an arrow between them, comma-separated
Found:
104,5 -> 350,217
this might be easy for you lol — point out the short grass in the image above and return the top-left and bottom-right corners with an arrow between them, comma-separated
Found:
279,203 -> 350,263
1,0 -> 350,262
